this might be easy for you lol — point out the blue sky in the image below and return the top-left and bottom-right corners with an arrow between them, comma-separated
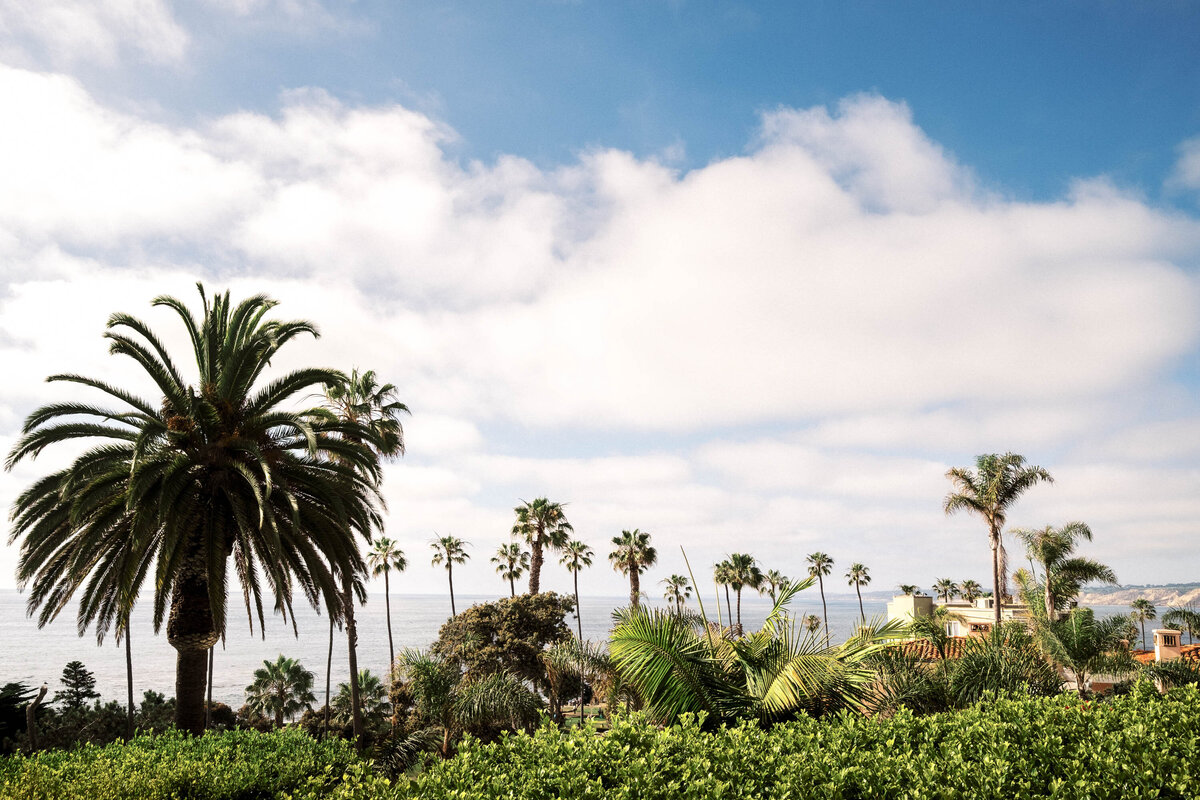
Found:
1,1 -> 1199,604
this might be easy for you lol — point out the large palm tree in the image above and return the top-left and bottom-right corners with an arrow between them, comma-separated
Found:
846,563 -> 871,622
806,552 -> 834,646
1010,522 -> 1116,620
322,367 -> 408,743
933,578 -> 959,604
1131,598 -> 1157,650
959,579 -> 983,604
6,286 -> 382,734
944,453 -> 1053,627
762,570 -> 789,603
726,553 -> 763,633
367,537 -> 407,678
491,543 -> 529,598
431,536 -> 469,618
333,669 -> 390,725
244,655 -> 317,728
609,529 -> 657,608
662,575 -> 692,615
559,539 -> 593,724
511,498 -> 573,595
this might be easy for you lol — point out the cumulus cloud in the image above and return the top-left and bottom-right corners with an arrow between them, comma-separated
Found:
2,67 -> 1200,593
0,0 -> 188,67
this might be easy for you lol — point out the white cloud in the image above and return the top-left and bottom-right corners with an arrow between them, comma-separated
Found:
0,0 -> 188,67
1170,137 -> 1200,192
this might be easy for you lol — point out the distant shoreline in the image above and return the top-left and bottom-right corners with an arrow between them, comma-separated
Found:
1076,584 -> 1200,607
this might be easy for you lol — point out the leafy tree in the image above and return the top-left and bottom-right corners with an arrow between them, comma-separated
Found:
0,683 -> 34,754
959,579 -> 983,604
7,286 -> 384,734
846,564 -> 871,622
609,530 -> 657,609
491,543 -> 529,598
1163,606 -> 1200,645
762,570 -> 789,603
429,592 -> 575,695
431,535 -> 470,618
367,537 -> 407,676
322,367 -> 407,745
1011,522 -> 1116,620
559,539 -> 593,724
244,655 -> 316,728
933,579 -> 959,604
511,498 -> 573,595
662,575 -> 692,615
55,661 -> 100,711
944,453 -> 1053,626
1131,598 -> 1157,650
806,553 -> 834,646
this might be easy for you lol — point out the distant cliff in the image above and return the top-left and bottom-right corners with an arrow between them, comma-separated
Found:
1077,584 -> 1200,607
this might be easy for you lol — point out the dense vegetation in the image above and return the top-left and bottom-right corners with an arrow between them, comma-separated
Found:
2,685 -> 1197,800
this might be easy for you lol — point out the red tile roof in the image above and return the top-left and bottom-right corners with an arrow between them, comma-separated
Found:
1133,644 -> 1200,665
891,638 -> 970,661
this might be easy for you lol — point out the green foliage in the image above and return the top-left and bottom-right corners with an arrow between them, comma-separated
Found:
429,592 -> 574,693
0,684 -> 34,753
0,727 -> 361,800
54,661 -> 100,711
244,655 -> 317,728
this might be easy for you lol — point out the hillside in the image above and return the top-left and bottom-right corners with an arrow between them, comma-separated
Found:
1077,583 -> 1200,607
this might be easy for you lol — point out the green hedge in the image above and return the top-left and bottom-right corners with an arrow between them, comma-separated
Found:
4,686 -> 1198,799
0,727 -> 359,800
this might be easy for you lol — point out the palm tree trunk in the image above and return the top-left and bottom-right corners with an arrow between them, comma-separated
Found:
325,617 -> 333,738
448,565 -> 457,617
856,584 -> 864,622
818,575 -> 829,647
990,530 -> 1002,627
574,570 -> 584,725
1044,571 -> 1055,621
735,588 -> 742,632
205,646 -> 214,730
124,621 -> 134,741
509,574 -> 515,598
724,585 -> 732,626
528,529 -> 544,594
342,573 -> 364,748
166,565 -> 218,736
384,569 -> 395,679
629,564 -> 640,608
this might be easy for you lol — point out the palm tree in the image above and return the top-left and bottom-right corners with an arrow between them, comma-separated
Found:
431,536 -> 469,618
244,655 -> 316,728
491,543 -> 529,598
7,286 -> 383,734
959,580 -> 983,604
897,584 -> 920,596
367,537 -> 407,677
1010,522 -> 1116,620
333,669 -> 390,724
609,530 -> 657,608
1131,598 -> 1157,650
762,570 -> 789,603
1163,607 -> 1200,645
1024,603 -> 1135,697
662,575 -> 692,615
846,564 -> 871,622
322,367 -> 408,744
714,560 -> 734,627
726,553 -> 763,632
944,453 -> 1053,626
511,498 -> 573,595
803,614 -> 822,635
806,552 -> 834,646
933,579 -> 959,604
559,539 -> 593,724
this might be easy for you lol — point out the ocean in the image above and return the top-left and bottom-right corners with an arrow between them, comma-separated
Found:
0,589 -> 1140,708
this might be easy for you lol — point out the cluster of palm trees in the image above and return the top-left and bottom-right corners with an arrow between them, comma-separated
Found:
930,579 -> 985,604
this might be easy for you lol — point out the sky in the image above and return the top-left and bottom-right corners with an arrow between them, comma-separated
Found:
1,1 -> 1199,608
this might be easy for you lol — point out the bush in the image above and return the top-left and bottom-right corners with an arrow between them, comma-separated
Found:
0,727 -> 361,800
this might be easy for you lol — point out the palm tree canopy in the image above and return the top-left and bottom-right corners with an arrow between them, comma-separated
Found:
726,553 -> 763,591
367,537 -> 407,577
1131,598 -> 1157,620
559,540 -> 594,572
933,579 -> 959,601
959,580 -> 983,602
943,453 -> 1053,528
321,368 -> 409,459
806,553 -> 833,577
662,575 -> 692,602
491,543 -> 529,579
511,498 -> 573,550
6,285 -> 384,645
431,536 -> 469,569
898,584 -> 919,596
245,654 -> 317,722
609,529 -> 657,576
845,564 -> 870,588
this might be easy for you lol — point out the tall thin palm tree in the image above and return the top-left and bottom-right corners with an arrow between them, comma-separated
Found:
244,655 -> 317,728
1010,522 -> 1116,620
714,560 -> 734,626
726,553 -> 763,632
7,286 -> 383,734
609,529 -> 657,608
806,552 -> 834,646
431,536 -> 469,618
944,453 -> 1053,627
662,575 -> 692,615
559,539 -> 593,724
959,579 -> 983,604
1163,607 -> 1200,645
511,498 -> 573,595
366,538 -> 407,677
491,543 -> 530,598
846,563 -> 871,622
933,578 -> 959,604
803,614 -> 822,635
322,367 -> 408,744
1131,598 -> 1157,650
762,570 -> 789,603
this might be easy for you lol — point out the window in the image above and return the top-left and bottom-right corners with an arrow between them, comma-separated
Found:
1162,634 -> 1179,648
